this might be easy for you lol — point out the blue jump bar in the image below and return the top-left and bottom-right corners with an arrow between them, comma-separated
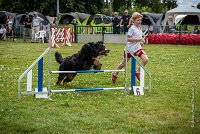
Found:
51,87 -> 125,93
51,70 -> 125,74
76,70 -> 104,73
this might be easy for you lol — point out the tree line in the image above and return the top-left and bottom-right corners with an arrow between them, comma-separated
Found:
0,0 -> 198,16
0,0 -> 104,16
110,0 -> 178,15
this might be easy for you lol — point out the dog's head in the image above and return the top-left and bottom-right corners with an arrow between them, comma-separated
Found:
81,41 -> 109,58
94,41 -> 110,56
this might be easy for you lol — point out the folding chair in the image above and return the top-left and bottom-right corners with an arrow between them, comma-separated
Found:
35,30 -> 46,43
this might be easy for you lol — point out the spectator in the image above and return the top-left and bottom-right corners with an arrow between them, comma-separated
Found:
71,18 -> 76,25
119,9 -> 131,34
23,12 -> 32,41
112,12 -> 120,34
6,16 -> 14,34
0,24 -> 7,40
193,26 -> 199,34
31,13 -> 44,43
63,18 -> 70,25
167,16 -> 175,33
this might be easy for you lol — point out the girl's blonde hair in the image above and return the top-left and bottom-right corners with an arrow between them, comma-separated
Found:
131,12 -> 143,22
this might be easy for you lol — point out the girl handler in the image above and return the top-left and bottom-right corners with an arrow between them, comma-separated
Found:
112,12 -> 149,83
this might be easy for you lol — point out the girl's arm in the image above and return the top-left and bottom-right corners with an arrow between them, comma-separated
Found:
127,35 -> 144,43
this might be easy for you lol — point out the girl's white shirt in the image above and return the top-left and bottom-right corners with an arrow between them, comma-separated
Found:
126,24 -> 143,55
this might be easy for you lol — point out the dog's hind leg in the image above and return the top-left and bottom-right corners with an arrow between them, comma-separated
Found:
63,74 -> 76,87
56,74 -> 65,85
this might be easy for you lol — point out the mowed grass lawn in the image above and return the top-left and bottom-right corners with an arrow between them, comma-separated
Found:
0,39 -> 200,134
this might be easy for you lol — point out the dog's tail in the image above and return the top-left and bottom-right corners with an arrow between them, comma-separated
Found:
55,51 -> 63,64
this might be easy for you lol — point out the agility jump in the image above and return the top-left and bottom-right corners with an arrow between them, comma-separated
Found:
18,51 -> 151,99
18,42 -> 151,99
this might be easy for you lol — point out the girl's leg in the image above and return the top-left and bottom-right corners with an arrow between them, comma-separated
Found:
136,53 -> 148,73
114,57 -> 128,76
135,53 -> 148,81
112,50 -> 132,83
112,57 -> 130,83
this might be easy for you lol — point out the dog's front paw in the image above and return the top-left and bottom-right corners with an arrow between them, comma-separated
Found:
93,60 -> 102,70
93,65 -> 102,70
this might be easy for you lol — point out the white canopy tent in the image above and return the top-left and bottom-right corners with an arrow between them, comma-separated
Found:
162,5 -> 200,32
175,15 -> 187,25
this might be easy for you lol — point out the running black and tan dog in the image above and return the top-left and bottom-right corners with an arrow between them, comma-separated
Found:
55,41 -> 109,86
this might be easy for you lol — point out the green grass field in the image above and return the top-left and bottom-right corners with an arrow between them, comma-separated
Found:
0,39 -> 200,134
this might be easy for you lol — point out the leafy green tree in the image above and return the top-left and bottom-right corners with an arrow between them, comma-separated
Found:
59,0 -> 103,14
0,0 -> 104,16
112,0 -> 122,12
165,0 -> 177,10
